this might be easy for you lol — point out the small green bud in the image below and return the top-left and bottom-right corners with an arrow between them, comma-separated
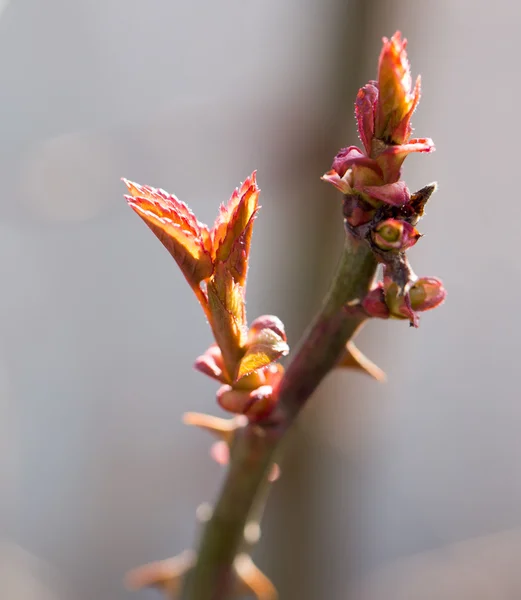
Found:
372,218 -> 420,251
409,277 -> 446,311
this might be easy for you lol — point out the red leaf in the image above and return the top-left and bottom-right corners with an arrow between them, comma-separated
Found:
124,179 -> 213,286
376,31 -> 418,144
355,82 -> 379,156
211,173 -> 259,288
206,262 -> 247,377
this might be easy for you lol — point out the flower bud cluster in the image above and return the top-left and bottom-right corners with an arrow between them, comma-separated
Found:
323,32 -> 445,326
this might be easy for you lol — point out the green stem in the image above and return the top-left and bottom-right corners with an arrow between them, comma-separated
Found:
181,425 -> 278,599
181,236 -> 376,600
277,236 -> 376,422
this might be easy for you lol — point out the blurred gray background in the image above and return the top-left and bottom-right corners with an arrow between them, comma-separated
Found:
1,0 -> 520,598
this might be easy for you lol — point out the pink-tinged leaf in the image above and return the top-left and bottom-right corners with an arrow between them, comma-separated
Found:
216,384 -> 247,414
375,31 -> 419,144
193,344 -> 229,383
331,146 -> 383,178
212,173 -> 258,251
321,169 -> 352,194
350,164 -> 385,191
364,180 -> 410,206
392,75 -> 421,143
248,315 -> 287,343
398,138 -> 434,154
362,284 -> 390,319
200,226 -> 214,257
125,180 -> 203,234
376,137 -> 435,183
221,212 -> 258,289
216,384 -> 277,421
211,173 -> 260,289
123,179 -> 213,285
207,263 -> 247,377
355,81 -> 379,155
236,327 -> 289,381
380,138 -> 435,157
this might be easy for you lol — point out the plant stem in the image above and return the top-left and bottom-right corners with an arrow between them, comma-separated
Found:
277,235 -> 377,422
181,236 -> 377,600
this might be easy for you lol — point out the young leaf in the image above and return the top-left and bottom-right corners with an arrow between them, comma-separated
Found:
236,328 -> 289,381
123,179 -> 213,286
212,173 -> 259,287
207,263 -> 247,376
376,32 -> 421,145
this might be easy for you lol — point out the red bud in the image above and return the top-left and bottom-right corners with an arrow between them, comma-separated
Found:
409,277 -> 447,311
372,218 -> 421,251
362,285 -> 390,319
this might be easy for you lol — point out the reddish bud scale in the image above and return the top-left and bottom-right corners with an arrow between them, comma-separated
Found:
247,315 -> 287,343
343,195 -> 377,228
217,384 -> 277,422
362,285 -> 391,319
194,344 -> 228,383
355,82 -> 378,156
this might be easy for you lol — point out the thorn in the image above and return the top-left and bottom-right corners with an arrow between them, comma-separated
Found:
338,341 -> 387,382
195,502 -> 213,524
268,463 -> 281,482
210,439 -> 231,465
126,551 -> 278,600
244,521 -> 262,545
408,182 -> 437,224
185,412 -> 281,479
125,550 -> 195,597
233,553 -> 278,600
183,412 -> 247,445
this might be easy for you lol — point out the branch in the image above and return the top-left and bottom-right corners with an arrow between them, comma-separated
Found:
180,235 -> 377,600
